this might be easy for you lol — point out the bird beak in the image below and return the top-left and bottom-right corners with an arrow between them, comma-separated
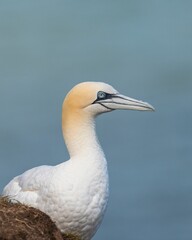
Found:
100,94 -> 155,111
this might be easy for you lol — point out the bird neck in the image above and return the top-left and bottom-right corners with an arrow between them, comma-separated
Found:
62,107 -> 103,158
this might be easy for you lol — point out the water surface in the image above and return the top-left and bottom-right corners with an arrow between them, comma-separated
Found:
0,1 -> 192,239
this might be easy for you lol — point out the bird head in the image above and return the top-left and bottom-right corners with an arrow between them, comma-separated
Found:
63,82 -> 154,117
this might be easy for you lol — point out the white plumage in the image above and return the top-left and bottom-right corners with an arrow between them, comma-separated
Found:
2,82 -> 154,240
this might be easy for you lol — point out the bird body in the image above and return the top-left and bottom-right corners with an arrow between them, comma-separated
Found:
2,82 -> 154,240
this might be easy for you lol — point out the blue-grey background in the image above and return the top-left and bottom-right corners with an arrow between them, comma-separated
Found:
0,1 -> 192,239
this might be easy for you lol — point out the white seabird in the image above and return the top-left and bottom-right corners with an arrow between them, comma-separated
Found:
2,82 -> 154,240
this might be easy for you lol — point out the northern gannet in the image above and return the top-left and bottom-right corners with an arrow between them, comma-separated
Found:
2,82 -> 154,240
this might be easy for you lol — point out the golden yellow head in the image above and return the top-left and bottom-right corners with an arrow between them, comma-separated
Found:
62,82 -> 154,157
63,82 -> 116,110
63,81 -> 154,117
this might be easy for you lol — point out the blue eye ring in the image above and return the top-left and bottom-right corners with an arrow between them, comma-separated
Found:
97,91 -> 107,99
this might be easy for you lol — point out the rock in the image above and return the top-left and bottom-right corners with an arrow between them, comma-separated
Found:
0,196 -> 63,240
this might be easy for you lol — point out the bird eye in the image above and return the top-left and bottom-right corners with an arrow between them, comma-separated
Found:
97,91 -> 107,99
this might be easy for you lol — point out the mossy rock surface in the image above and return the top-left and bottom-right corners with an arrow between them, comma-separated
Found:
62,233 -> 81,240
0,197 -> 80,240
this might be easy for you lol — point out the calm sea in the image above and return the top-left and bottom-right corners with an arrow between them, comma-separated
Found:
0,1 -> 192,239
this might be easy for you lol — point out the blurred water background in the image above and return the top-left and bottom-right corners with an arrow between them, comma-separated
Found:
0,1 -> 192,239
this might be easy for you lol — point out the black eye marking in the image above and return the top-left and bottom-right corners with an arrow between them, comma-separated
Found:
92,91 -> 114,104
97,91 -> 107,100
